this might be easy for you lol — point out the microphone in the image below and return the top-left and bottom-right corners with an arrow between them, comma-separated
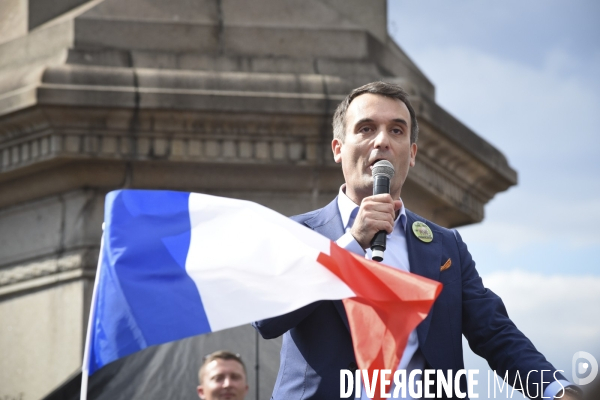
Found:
370,160 -> 395,262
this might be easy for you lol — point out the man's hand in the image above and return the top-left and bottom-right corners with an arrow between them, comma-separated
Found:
350,194 -> 402,250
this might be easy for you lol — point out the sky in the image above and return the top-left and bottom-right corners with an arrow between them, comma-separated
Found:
388,0 -> 600,395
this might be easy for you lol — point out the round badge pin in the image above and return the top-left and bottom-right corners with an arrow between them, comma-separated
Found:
412,221 -> 433,243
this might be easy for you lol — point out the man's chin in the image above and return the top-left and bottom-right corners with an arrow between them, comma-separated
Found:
216,391 -> 238,400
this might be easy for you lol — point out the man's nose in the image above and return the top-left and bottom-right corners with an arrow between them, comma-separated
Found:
373,128 -> 390,149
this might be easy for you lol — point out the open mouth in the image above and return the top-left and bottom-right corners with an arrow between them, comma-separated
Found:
369,159 -> 385,169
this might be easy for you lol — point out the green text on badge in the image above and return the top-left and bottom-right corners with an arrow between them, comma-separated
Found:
412,221 -> 433,243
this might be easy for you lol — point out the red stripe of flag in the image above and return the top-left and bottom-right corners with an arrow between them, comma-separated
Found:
317,242 -> 442,400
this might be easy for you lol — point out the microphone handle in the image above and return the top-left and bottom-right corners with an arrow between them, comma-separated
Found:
370,175 -> 390,262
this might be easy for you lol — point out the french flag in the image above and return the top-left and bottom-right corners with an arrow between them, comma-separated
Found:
82,189 -> 442,399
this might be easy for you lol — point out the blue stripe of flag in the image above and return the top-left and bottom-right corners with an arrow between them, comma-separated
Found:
88,190 -> 211,374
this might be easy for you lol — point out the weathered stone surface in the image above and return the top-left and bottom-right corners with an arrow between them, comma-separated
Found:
0,281 -> 85,400
0,190 -> 103,283
0,0 -> 27,46
29,0 -> 90,30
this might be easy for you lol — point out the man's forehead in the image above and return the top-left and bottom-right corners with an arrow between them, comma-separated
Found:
346,93 -> 409,121
206,359 -> 245,375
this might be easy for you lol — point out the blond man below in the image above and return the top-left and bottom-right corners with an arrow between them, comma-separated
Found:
197,350 -> 249,400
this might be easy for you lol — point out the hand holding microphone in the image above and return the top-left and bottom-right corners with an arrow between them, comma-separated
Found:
370,160 -> 395,261
349,160 -> 400,261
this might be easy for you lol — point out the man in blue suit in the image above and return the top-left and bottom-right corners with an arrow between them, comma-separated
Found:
253,82 -> 578,400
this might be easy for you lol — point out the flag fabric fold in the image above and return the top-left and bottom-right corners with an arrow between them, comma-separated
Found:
82,189 -> 441,399
317,244 -> 443,399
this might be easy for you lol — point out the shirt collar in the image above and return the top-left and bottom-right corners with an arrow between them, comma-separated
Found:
337,184 -> 407,231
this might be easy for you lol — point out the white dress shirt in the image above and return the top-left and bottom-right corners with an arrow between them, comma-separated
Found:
335,186 -> 424,399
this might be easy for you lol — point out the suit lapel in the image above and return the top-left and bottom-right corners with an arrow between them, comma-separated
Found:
305,197 -> 351,332
405,210 -> 442,346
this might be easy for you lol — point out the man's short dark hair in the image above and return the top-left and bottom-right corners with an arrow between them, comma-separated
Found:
198,350 -> 246,384
332,81 -> 419,144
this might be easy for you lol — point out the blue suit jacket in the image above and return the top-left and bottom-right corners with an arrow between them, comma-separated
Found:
253,198 -> 564,399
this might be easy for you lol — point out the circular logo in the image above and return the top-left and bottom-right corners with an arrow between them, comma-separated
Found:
572,351 -> 598,385
412,221 -> 433,243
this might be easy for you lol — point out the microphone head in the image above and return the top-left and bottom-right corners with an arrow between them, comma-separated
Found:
372,160 -> 395,180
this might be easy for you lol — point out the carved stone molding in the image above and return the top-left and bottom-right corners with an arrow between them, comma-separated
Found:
0,131 -> 337,174
0,101 -> 513,226
0,248 -> 98,297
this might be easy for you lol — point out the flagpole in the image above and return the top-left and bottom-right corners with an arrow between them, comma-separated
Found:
80,225 -> 105,400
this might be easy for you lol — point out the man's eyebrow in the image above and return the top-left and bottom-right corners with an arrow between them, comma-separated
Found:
354,118 -> 374,125
391,118 -> 408,126
354,118 -> 408,126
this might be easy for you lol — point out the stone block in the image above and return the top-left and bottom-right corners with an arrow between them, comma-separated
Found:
0,196 -> 63,266
170,138 -> 185,158
306,143 -> 317,161
40,136 -> 50,156
314,59 -> 380,79
188,140 -> 202,157
238,141 -> 252,159
75,18 -> 218,52
255,142 -> 270,160
0,19 -> 70,74
288,142 -> 303,161
29,0 -> 88,30
102,136 -> 117,155
11,146 -> 19,165
30,140 -> 39,159
137,137 -> 150,157
205,140 -> 220,158
0,281 -> 84,400
153,137 -> 167,157
223,0 -> 376,35
83,135 -> 99,154
222,140 -> 236,158
249,57 -> 314,74
0,0 -> 27,45
1,149 -> 9,168
0,191 -> 103,270
132,51 -> 178,70
51,135 -> 62,153
67,48 -> 132,68
61,190 -> 104,249
43,65 -> 135,88
224,26 -> 369,59
81,0 -> 218,24
65,135 -> 80,153
119,136 -> 132,156
272,142 -> 286,160
322,0 -> 387,42
20,142 -> 29,162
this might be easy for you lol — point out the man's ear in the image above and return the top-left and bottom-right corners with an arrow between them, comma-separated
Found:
409,143 -> 418,167
332,138 -> 343,163
197,385 -> 205,399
